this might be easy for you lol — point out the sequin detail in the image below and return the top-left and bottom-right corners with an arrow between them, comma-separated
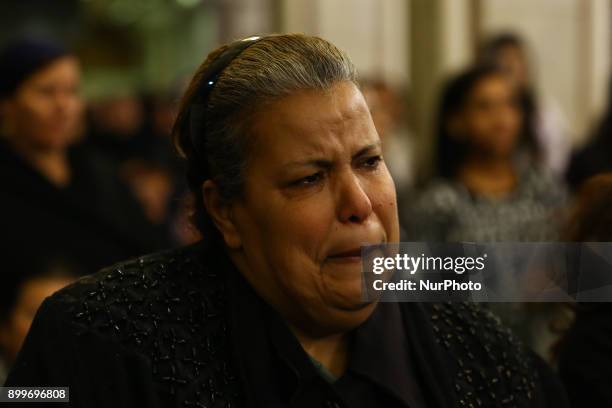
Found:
427,302 -> 538,407
62,245 -> 241,407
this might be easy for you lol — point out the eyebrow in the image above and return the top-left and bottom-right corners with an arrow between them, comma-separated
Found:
281,142 -> 381,170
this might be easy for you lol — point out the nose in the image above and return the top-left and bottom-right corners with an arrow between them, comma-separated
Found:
54,90 -> 77,114
336,172 -> 373,224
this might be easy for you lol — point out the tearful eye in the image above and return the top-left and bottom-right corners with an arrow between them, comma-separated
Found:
291,172 -> 324,188
361,155 -> 382,169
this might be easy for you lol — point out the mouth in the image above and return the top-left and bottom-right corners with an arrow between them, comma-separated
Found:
327,247 -> 362,263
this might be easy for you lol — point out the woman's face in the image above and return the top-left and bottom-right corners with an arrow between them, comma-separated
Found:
455,75 -> 522,158
2,56 -> 83,150
220,81 -> 399,336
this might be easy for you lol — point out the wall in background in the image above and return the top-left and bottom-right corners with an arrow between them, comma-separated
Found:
479,0 -> 611,145
281,0 -> 410,86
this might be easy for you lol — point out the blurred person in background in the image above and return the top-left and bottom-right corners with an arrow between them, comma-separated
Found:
566,77 -> 612,191
141,91 -> 184,169
403,64 -> 566,242
554,172 -> 612,407
478,33 -> 571,178
0,37 -> 170,277
402,65 -> 567,354
87,92 -> 146,163
141,90 -> 195,243
87,90 -> 184,238
0,264 -> 76,385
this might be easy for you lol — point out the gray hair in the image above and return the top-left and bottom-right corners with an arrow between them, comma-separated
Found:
173,33 -> 357,240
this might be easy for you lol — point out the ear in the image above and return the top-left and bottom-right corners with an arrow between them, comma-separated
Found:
202,180 -> 242,249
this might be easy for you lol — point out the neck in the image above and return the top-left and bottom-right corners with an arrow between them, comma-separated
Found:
457,154 -> 516,197
9,139 -> 71,187
290,326 -> 349,378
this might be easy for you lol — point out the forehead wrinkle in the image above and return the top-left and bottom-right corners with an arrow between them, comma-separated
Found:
250,82 -> 376,166
277,83 -> 369,136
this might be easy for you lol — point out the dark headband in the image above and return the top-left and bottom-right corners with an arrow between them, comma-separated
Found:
188,36 -> 262,169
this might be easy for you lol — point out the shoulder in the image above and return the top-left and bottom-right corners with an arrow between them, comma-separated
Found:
50,242 -> 227,342
8,243 -> 242,404
420,302 -> 568,407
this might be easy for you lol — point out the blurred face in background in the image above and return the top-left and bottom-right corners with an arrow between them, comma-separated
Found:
214,81 -> 400,337
453,74 -> 522,159
90,96 -> 144,138
0,276 -> 73,363
1,56 -> 83,151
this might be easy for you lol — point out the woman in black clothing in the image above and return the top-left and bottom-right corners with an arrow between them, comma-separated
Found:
0,38 -> 169,277
6,34 -> 569,408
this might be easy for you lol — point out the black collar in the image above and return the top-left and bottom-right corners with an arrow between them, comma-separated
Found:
348,302 -> 426,407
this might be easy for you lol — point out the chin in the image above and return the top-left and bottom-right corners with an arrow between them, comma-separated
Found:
320,274 -> 367,306
327,287 -> 377,315
302,302 -> 376,338
320,302 -> 378,335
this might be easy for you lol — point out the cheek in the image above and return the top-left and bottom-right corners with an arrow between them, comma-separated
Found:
237,175 -> 335,270
254,191 -> 334,258
370,171 -> 399,242
68,98 -> 84,118
17,100 -> 51,130
240,191 -> 336,305
468,115 -> 496,145
473,114 -> 491,134
508,110 -> 522,133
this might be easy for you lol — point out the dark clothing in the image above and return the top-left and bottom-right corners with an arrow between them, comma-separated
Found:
6,241 -> 569,407
228,266 -> 426,408
557,304 -> 612,407
0,138 -> 169,276
566,135 -> 612,191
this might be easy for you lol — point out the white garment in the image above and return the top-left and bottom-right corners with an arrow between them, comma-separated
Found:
535,96 -> 572,177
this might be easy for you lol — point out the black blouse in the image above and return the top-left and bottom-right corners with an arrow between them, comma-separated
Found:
0,138 -> 169,277
5,241 -> 569,407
